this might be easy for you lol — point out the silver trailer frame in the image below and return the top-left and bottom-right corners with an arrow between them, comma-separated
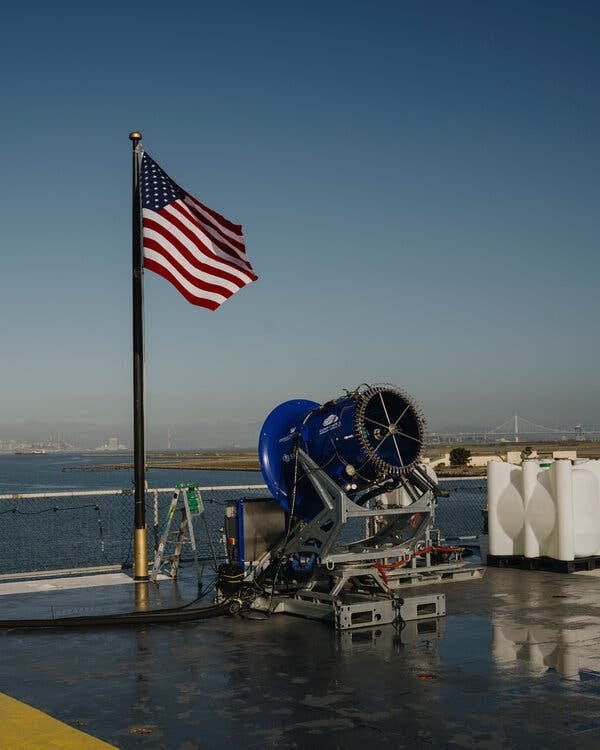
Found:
243,451 -> 482,629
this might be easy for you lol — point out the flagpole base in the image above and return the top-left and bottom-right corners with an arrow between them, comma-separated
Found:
134,527 -> 149,581
134,581 -> 149,610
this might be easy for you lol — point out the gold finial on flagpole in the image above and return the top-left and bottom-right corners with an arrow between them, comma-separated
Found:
129,131 -> 142,146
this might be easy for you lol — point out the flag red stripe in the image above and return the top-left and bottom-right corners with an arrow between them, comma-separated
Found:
143,216 -> 250,288
144,258 -> 222,310
173,202 -> 253,271
144,246 -> 233,304
143,237 -> 238,298
183,195 -> 246,255
159,204 -> 256,277
184,193 -> 243,235
197,217 -> 247,260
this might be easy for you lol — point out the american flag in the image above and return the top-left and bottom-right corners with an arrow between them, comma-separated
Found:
141,153 -> 257,310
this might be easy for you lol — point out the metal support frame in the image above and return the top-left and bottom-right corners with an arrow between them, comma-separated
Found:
245,450 -> 481,629
257,590 -> 446,631
261,450 -> 435,568
253,450 -> 480,586
335,612 -> 447,653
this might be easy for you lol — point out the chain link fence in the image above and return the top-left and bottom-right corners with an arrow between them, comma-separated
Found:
0,486 -> 270,578
436,477 -> 487,540
0,479 -> 487,577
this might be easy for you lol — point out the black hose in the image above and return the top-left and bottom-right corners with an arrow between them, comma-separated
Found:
0,597 -> 231,630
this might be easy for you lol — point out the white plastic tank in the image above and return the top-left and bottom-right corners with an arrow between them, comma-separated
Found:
488,459 -> 600,560
380,464 -> 438,508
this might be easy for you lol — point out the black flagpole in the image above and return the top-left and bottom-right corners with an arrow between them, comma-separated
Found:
129,130 -> 148,581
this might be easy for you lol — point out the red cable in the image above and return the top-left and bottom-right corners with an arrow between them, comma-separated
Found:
373,545 -> 463,585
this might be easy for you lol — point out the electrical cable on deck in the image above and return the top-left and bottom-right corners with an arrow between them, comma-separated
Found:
0,594 -> 234,630
373,545 -> 464,584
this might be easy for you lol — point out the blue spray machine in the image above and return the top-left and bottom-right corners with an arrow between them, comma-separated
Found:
220,384 -> 479,630
259,384 -> 426,520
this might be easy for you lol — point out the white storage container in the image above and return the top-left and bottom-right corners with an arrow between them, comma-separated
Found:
488,459 -> 600,561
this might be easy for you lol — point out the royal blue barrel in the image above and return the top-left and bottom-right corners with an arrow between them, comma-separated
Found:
259,385 -> 425,520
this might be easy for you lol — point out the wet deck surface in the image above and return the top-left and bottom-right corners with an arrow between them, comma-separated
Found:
1,566 -> 600,749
